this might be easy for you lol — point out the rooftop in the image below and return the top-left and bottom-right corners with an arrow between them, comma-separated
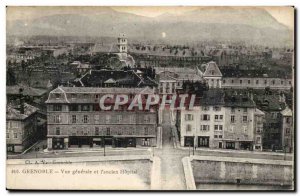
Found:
7,103 -> 38,120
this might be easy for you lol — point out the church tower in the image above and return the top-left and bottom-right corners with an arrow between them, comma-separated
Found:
117,33 -> 128,54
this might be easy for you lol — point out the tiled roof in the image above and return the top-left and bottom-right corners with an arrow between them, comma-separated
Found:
6,85 -> 47,97
220,68 -> 292,79
73,69 -> 157,88
49,86 -> 155,94
6,103 -> 38,120
280,107 -> 292,116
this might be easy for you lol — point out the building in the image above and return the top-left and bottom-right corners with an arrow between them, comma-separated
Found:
155,67 -> 204,94
6,103 -> 39,153
253,91 -> 288,151
221,68 -> 293,90
178,89 -> 265,151
280,107 -> 293,153
197,61 -> 223,88
45,86 -> 158,150
195,61 -> 293,90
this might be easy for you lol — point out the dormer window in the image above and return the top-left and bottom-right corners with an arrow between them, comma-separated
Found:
55,94 -> 61,99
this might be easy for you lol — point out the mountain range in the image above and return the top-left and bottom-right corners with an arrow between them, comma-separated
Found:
6,7 -> 293,46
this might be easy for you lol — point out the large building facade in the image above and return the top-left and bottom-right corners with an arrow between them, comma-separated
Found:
6,103 -> 39,153
178,89 -> 265,151
46,86 -> 158,150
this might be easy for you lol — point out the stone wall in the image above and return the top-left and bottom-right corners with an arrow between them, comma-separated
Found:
191,156 -> 293,186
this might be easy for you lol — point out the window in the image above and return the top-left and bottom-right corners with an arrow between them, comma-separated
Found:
200,125 -> 210,131
72,115 -> 76,123
11,121 -> 19,128
256,80 -> 259,84
231,80 -> 234,84
130,115 -> 135,123
186,124 -> 192,132
71,94 -> 77,99
56,127 -> 60,135
106,128 -> 110,135
248,80 -> 250,84
286,117 -> 291,124
93,104 -> 100,111
214,106 -> 221,111
202,114 -> 210,121
83,94 -> 88,99
69,104 -> 78,111
285,128 -> 290,135
144,127 -> 149,135
214,135 -> 218,138
256,136 -> 261,144
231,107 -> 235,113
243,116 -> 248,123
117,115 -> 123,123
219,135 -> 222,138
243,108 -> 247,113
185,114 -> 194,121
281,80 -> 284,85
220,115 -> 223,120
214,125 -> 223,131
95,127 -> 99,136
230,115 -> 235,123
14,132 -> 18,138
105,115 -> 111,123
55,93 -> 61,99
53,105 -> 62,111
223,80 -> 226,84
198,137 -> 209,147
81,105 -> 90,111
144,115 -> 151,123
54,115 -> 61,123
289,81 -> 291,85
83,115 -> 89,123
272,80 -> 275,85
215,115 -> 218,120
202,106 -> 209,111
264,80 -> 267,84
240,80 -> 242,84
6,133 -> 9,139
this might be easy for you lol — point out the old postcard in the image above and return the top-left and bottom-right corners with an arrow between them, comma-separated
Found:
6,6 -> 294,191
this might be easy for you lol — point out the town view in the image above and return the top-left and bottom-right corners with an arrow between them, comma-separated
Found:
6,6 -> 294,190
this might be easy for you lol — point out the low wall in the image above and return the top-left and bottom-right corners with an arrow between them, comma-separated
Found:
182,157 -> 196,190
191,156 -> 293,186
150,156 -> 162,190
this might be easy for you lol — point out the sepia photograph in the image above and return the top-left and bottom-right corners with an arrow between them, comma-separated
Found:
5,5 -> 295,191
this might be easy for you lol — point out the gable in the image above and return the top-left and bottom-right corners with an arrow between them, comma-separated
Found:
203,61 -> 222,77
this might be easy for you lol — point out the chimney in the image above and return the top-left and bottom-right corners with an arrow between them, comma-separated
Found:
19,88 -> 24,114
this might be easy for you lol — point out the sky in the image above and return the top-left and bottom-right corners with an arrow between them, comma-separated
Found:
6,6 -> 294,30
